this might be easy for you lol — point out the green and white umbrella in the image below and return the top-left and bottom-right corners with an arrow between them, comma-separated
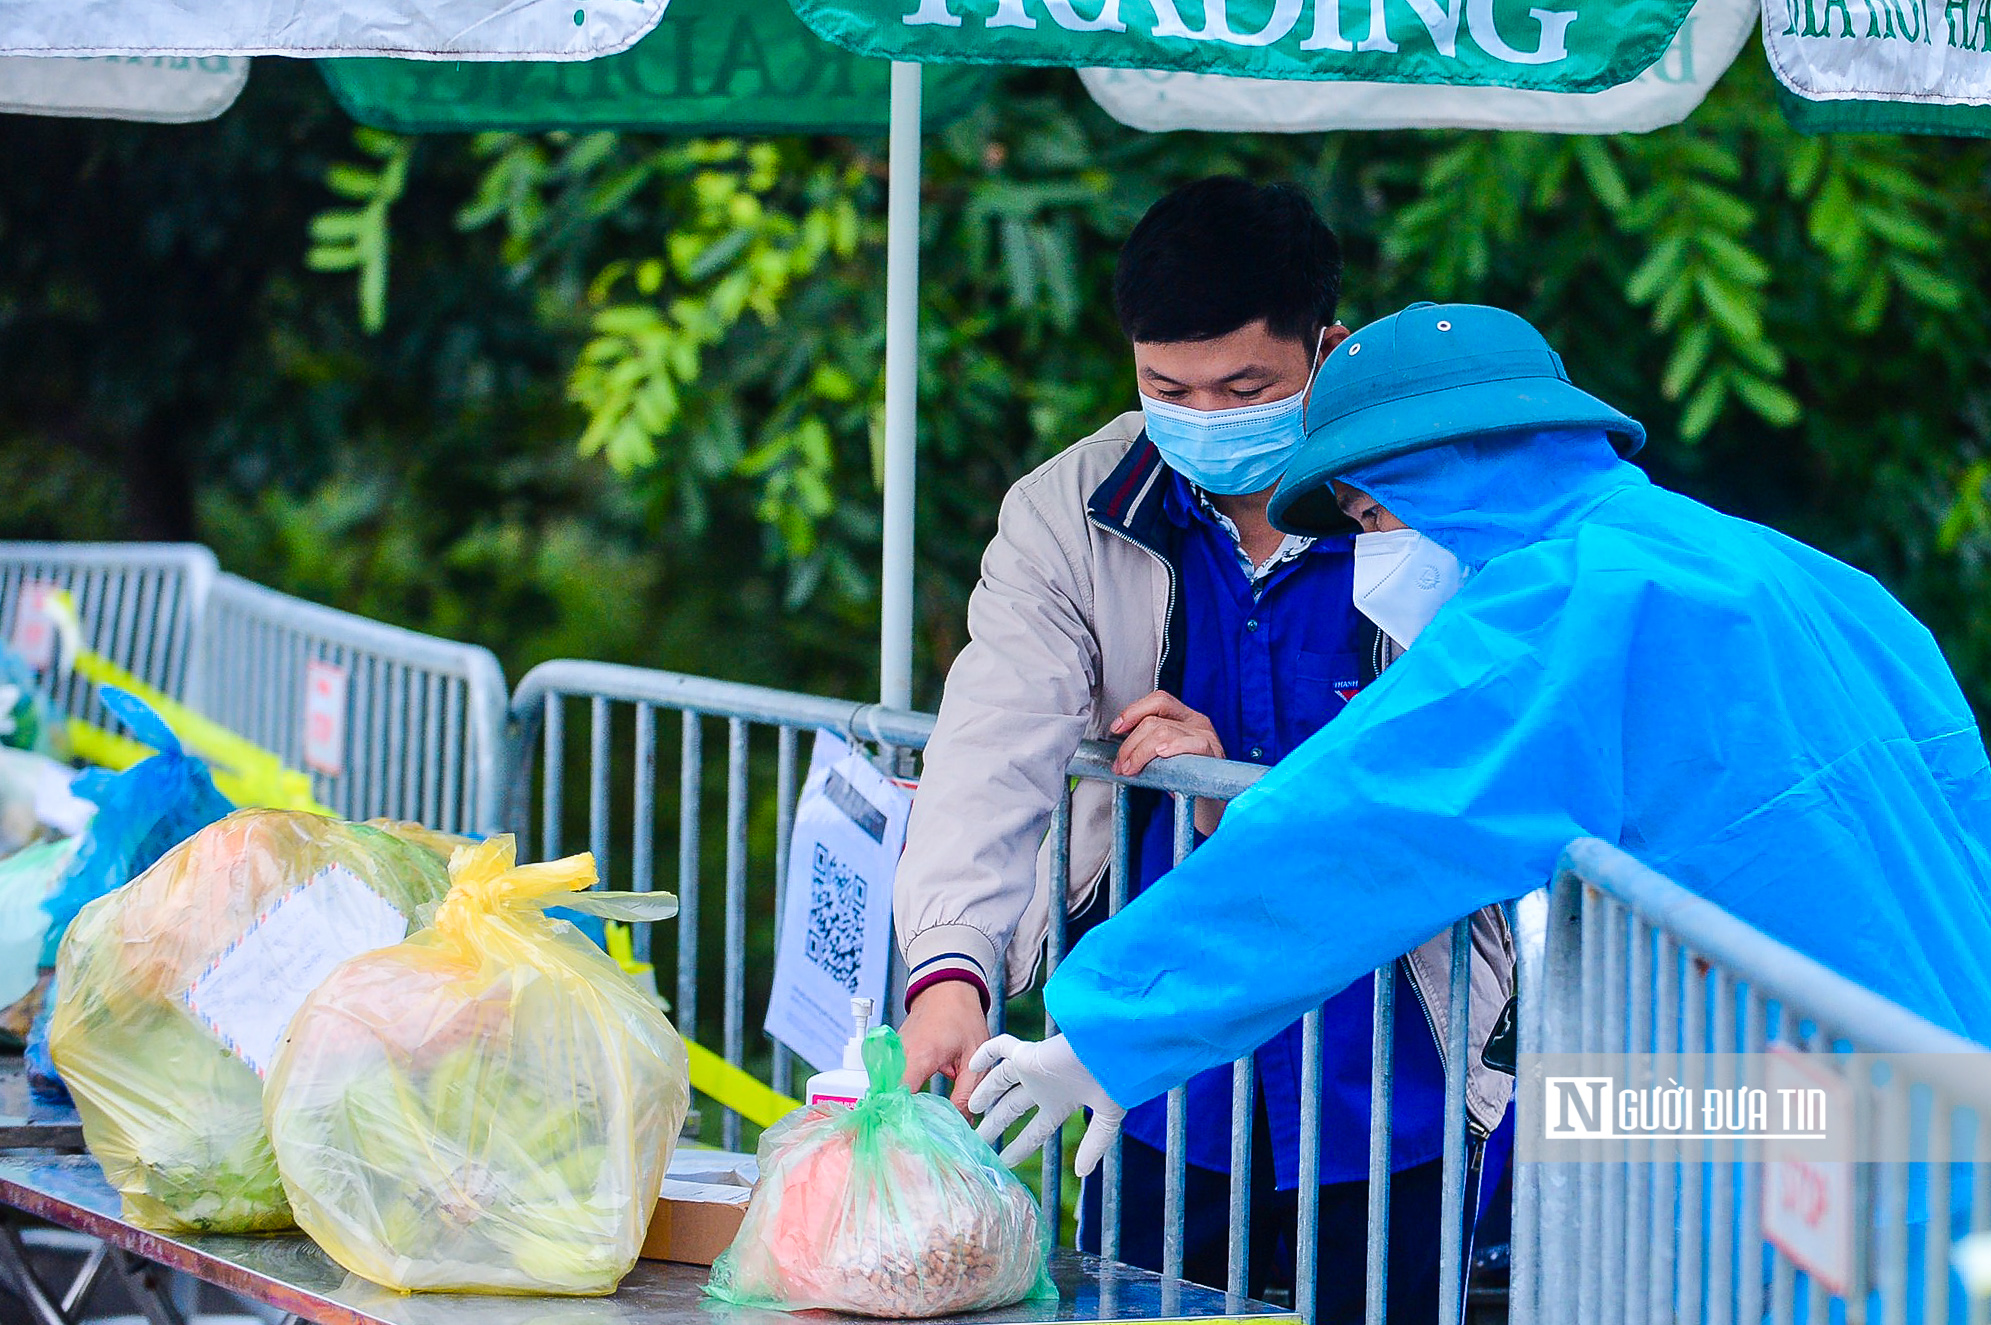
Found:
0,1 -> 664,59
1078,0 -> 1755,131
1765,0 -> 1991,134
789,0 -> 1991,135
789,0 -> 1699,89
319,0 -> 988,134
0,55 -> 248,122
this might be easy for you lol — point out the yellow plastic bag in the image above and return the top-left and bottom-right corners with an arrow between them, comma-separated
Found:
265,835 -> 691,1295
48,810 -> 449,1233
361,818 -> 477,860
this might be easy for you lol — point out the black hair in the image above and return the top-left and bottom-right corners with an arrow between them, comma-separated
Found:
1113,177 -> 1342,347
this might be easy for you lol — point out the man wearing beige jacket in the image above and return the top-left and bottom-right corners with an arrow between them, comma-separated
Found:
891,177 -> 1514,1322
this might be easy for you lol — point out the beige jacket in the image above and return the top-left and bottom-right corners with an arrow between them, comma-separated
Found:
894,412 -> 1516,1133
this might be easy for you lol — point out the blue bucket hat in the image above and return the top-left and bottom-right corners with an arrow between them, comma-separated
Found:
1268,302 -> 1646,536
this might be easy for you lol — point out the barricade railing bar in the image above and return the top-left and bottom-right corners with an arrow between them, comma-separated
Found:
191,573 -> 508,835
0,542 -> 217,730
503,659 -> 1488,1325
1513,837 -> 1991,1325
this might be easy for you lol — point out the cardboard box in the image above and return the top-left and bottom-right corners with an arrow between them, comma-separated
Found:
641,1153 -> 758,1266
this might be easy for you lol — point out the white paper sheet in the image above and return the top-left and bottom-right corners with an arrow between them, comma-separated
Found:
763,731 -> 910,1074
180,863 -> 408,1078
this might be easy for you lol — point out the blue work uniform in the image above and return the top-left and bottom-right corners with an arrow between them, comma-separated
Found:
1069,453 -> 1465,1322
1047,429 -> 1991,1118
1109,472 -> 1450,1185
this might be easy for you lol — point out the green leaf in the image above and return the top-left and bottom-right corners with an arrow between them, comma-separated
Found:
1890,256 -> 1966,311
1661,323 -> 1713,401
1730,373 -> 1802,427
1696,231 -> 1772,288
1694,269 -> 1765,343
1625,234 -> 1688,306
308,212 -> 364,243
303,247 -> 361,273
1939,461 -> 1991,551
324,165 -> 382,201
1572,139 -> 1632,213
1680,371 -> 1729,440
1859,205 -> 1944,256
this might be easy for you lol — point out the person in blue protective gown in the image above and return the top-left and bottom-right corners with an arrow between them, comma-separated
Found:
968,302 -> 1991,1250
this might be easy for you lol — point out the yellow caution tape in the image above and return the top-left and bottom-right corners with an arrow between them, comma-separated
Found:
43,592 -> 329,814
66,716 -> 330,815
597,926 -> 799,1128
684,1038 -> 802,1131
604,920 -> 652,981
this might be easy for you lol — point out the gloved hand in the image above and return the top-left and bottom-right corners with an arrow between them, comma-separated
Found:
967,1033 -> 1126,1177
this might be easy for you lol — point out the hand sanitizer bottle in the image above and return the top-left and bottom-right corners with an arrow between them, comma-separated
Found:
804,997 -> 875,1107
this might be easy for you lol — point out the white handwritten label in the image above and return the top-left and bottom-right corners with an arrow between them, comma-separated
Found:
10,584 -> 58,671
1761,1047 -> 1854,1296
180,864 -> 407,1078
302,659 -> 348,778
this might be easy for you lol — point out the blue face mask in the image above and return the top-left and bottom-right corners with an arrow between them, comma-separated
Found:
1139,388 -> 1308,496
1136,329 -> 1326,496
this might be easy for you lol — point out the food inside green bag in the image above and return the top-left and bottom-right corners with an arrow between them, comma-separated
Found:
707,1027 -> 1056,1319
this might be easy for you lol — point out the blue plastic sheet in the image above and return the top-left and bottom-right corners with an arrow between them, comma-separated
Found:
28,687 -> 233,1101
39,687 -> 234,962
1047,429 -> 1991,1109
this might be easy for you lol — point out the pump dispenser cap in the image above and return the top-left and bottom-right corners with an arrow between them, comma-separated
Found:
841,997 -> 875,1070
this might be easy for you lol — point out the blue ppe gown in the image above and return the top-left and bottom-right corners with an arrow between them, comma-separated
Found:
1045,428 -> 1991,1110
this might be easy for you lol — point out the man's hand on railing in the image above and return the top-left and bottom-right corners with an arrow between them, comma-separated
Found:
969,1034 -> 1126,1177
899,979 -> 991,1117
1109,690 -> 1230,836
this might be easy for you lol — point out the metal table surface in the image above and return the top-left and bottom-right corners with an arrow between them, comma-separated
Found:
0,1154 -> 1300,1325
0,1062 -> 84,1152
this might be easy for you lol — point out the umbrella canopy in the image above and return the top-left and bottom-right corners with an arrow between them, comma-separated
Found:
0,55 -> 248,122
1764,0 -> 1991,132
320,0 -> 989,133
0,1 -> 666,59
787,0 -> 1699,90
1079,0 -> 1753,130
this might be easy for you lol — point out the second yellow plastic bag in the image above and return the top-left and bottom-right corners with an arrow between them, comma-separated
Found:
265,835 -> 691,1295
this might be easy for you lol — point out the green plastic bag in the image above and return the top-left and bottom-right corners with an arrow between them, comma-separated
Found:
707,1027 -> 1055,1319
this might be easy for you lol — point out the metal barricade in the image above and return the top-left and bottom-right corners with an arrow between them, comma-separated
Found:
191,573 -> 507,834
0,542 -> 217,727
503,660 -> 1489,1324
1512,836 -> 1991,1325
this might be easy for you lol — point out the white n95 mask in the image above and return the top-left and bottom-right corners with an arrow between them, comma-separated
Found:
1352,528 -> 1466,649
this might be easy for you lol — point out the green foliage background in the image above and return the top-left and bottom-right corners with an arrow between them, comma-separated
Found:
6,52 -> 1991,717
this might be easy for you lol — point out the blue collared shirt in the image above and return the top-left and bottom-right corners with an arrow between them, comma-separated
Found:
1114,474 -> 1450,1188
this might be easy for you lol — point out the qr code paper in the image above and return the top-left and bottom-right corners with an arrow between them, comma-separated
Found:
806,843 -> 867,993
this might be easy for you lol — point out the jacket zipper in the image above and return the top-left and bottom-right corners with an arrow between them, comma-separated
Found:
1091,519 -> 1176,693
1404,943 -> 1492,1140
1403,955 -> 1445,1065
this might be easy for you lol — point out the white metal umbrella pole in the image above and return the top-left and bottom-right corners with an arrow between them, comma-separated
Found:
879,59 -> 922,712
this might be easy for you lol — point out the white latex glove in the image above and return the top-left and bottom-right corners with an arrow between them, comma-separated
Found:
967,1033 -> 1126,1177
